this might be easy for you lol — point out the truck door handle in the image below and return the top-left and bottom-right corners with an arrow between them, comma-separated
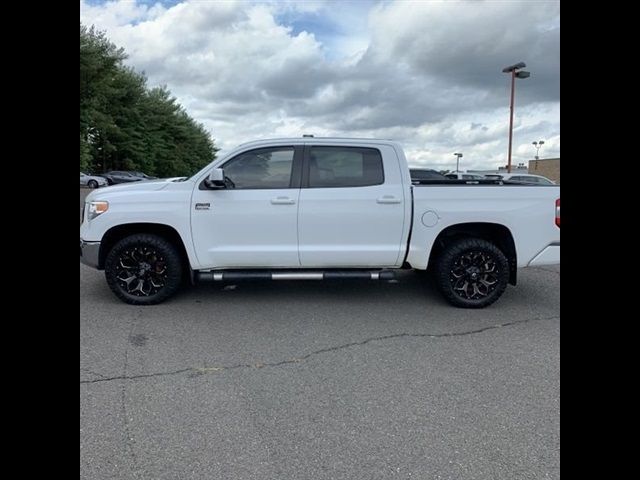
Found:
271,196 -> 296,205
376,195 -> 401,204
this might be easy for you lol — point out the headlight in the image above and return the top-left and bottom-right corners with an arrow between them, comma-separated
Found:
87,201 -> 109,220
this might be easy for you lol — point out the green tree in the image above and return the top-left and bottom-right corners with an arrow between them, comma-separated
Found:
80,24 -> 217,176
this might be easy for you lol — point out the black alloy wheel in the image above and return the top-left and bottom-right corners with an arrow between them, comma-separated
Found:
435,238 -> 509,308
104,234 -> 183,305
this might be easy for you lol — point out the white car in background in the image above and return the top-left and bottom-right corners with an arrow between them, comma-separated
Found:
80,172 -> 108,189
484,173 -> 556,185
445,172 -> 487,180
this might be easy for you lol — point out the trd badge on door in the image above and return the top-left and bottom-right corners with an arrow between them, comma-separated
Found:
195,203 -> 210,210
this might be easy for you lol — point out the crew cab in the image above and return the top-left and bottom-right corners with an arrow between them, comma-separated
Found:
80,138 -> 560,308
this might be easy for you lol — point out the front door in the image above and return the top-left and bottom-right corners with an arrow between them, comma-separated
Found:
191,146 -> 303,269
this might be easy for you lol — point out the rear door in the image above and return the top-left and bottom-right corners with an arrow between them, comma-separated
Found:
297,144 -> 406,267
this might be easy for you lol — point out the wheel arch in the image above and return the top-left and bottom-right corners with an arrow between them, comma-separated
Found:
99,223 -> 192,277
428,222 -> 517,285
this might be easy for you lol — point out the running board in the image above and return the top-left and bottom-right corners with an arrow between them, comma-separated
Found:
195,270 -> 396,282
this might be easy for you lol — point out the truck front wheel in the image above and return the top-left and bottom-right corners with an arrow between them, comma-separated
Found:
434,237 -> 509,308
104,234 -> 183,305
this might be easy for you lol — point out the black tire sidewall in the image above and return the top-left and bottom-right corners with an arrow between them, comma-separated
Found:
88,180 -> 98,188
435,238 -> 509,308
104,234 -> 183,305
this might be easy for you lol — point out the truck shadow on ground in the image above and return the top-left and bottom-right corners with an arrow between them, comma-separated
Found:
81,265 -> 559,324
178,269 -> 558,316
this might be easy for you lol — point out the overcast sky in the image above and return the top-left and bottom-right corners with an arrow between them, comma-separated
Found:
80,0 -> 560,171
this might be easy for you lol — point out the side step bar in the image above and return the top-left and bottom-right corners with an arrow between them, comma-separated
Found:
196,270 -> 396,282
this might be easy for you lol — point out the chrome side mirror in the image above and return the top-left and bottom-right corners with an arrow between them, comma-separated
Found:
204,168 -> 225,189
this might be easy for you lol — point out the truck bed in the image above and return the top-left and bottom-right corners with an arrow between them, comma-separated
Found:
407,184 -> 560,269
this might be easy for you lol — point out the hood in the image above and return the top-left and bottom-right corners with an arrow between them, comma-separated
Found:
84,179 -> 172,203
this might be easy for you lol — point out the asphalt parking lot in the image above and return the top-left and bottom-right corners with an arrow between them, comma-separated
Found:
80,189 -> 560,480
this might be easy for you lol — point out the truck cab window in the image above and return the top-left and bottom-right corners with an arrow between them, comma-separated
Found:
307,147 -> 383,188
223,147 -> 294,189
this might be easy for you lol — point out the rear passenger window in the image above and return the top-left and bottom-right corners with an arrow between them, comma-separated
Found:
307,147 -> 384,188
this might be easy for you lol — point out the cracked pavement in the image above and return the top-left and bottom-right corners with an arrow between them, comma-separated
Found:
80,261 -> 559,480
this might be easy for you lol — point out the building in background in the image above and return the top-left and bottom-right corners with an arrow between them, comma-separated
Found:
528,158 -> 560,184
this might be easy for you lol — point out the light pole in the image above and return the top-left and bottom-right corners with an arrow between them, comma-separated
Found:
453,153 -> 463,172
502,62 -> 530,173
532,140 -> 545,160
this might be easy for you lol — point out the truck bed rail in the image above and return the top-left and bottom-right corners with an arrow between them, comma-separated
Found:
411,179 -> 544,186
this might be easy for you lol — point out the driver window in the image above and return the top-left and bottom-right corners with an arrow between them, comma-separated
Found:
223,147 -> 294,189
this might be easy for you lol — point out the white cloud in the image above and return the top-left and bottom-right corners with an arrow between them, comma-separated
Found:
80,0 -> 560,170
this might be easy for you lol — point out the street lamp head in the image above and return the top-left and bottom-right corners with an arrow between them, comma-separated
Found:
515,71 -> 530,79
532,140 -> 544,160
453,153 -> 463,157
502,61 -> 526,73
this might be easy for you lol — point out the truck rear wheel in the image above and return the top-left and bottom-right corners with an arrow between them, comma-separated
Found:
434,237 -> 509,308
104,234 -> 183,305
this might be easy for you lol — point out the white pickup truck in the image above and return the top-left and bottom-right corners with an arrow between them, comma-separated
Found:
80,137 -> 560,308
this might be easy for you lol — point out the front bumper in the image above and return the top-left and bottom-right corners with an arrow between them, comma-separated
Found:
80,239 -> 101,269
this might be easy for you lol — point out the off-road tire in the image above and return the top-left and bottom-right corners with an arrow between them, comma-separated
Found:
104,234 -> 183,305
434,237 -> 509,308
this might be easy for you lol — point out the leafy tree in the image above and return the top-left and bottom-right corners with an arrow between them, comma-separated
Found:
80,134 -> 91,172
80,24 -> 218,176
